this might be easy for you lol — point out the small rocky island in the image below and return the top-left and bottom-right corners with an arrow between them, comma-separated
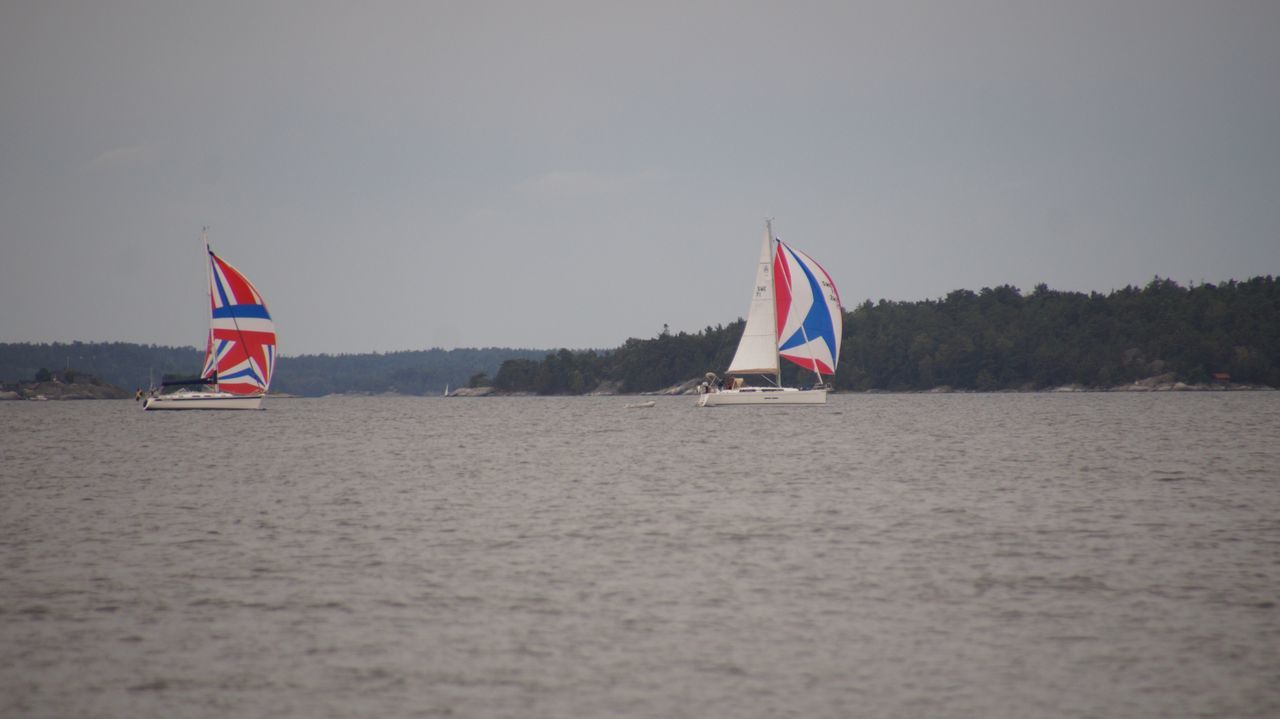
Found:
0,369 -> 131,400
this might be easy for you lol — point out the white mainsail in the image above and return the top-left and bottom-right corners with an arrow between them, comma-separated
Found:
725,222 -> 781,377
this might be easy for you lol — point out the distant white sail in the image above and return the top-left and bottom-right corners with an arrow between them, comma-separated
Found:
725,223 -> 781,376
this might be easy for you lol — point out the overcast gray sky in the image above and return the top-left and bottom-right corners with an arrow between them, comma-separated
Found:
2,1 -> 1277,355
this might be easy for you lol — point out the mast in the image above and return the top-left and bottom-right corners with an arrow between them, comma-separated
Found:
202,227 -> 216,392
767,219 -> 781,388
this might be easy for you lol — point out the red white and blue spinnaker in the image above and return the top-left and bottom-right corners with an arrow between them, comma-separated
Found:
199,249 -> 276,395
774,240 -> 842,376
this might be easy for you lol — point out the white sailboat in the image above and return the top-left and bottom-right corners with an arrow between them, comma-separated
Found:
144,233 -> 277,410
698,220 -> 842,407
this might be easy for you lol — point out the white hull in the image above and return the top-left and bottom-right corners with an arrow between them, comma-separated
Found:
143,391 -> 265,410
697,386 -> 827,407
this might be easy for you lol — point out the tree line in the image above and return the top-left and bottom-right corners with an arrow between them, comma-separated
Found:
4,276 -> 1276,396
490,276 -> 1280,393
491,322 -> 747,395
0,343 -> 547,397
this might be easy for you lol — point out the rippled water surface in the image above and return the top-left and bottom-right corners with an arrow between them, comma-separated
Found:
2,393 -> 1279,718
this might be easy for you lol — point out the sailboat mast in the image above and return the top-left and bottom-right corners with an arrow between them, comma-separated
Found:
201,228 -> 216,392
767,219 -> 782,388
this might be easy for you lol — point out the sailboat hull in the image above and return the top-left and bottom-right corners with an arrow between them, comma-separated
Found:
143,391 -> 265,410
697,387 -> 827,407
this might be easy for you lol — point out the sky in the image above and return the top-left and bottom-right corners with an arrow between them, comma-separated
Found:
2,1 -> 1278,356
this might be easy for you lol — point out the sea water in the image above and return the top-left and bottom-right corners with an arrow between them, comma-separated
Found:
2,393 -> 1278,718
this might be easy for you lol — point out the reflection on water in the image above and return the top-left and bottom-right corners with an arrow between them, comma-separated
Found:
2,393 -> 1279,718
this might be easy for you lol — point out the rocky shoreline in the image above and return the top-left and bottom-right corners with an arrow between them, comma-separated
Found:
0,378 -> 131,400
924,371 -> 1273,394
442,372 -> 1274,398
7,374 -> 1269,401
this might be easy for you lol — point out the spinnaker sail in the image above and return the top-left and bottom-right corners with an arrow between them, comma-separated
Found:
774,240 -> 841,375
199,249 -> 276,395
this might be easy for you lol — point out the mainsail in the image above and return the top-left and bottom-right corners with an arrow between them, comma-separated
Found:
199,248 -> 276,395
725,223 -> 782,376
774,240 -> 842,375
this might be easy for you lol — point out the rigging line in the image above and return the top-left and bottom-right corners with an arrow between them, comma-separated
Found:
201,230 -> 216,387
767,219 -> 781,388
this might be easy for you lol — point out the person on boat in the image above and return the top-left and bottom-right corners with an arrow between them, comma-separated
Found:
704,372 -> 720,393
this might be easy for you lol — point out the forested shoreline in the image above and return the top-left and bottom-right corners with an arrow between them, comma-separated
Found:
0,344 -> 547,397
490,276 -> 1280,394
3,276 -> 1277,397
